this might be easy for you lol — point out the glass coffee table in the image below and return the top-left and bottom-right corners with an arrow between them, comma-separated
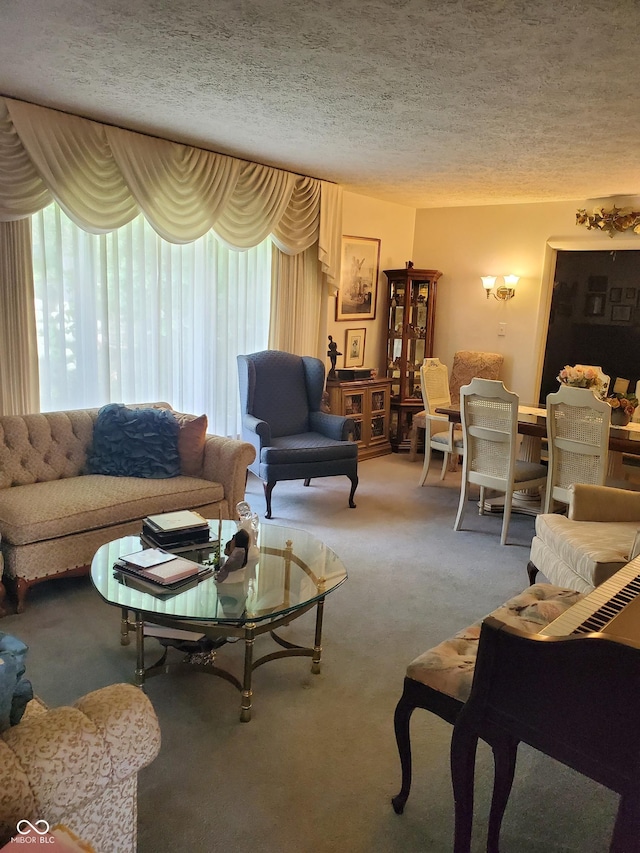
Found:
91,521 -> 347,721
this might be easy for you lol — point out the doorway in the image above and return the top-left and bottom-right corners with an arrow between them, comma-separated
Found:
540,249 -> 640,403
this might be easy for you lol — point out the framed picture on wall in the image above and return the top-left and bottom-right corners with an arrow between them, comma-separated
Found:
587,275 -> 608,293
612,304 -> 632,322
609,287 -> 622,303
584,293 -> 605,317
626,287 -> 637,300
336,236 -> 380,321
344,328 -> 366,368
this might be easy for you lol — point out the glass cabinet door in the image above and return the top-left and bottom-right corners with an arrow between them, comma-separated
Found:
383,267 -> 441,451
387,281 -> 405,400
406,279 -> 430,400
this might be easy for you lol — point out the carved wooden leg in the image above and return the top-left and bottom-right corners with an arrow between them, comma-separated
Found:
0,579 -> 7,617
527,560 -> 539,585
610,791 -> 640,853
348,474 -> 358,508
263,481 -> 275,520
303,478 -> 311,486
15,577 -> 30,614
487,737 -> 518,853
451,721 -> 479,853
391,691 -> 416,814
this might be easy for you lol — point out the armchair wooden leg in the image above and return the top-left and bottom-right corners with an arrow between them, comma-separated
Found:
0,579 -> 7,617
263,481 -> 276,519
348,474 -> 358,508
527,561 -> 539,585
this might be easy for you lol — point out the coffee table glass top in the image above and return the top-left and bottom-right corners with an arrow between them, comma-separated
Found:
91,521 -> 347,626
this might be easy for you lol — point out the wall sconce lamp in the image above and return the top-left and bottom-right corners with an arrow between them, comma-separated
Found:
481,274 -> 519,301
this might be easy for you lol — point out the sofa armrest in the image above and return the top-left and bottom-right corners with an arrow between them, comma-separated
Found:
201,434 -> 256,514
0,683 -> 160,844
568,483 -> 640,522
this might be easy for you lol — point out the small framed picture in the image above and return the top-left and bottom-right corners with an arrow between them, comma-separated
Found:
344,328 -> 366,368
584,294 -> 605,317
626,287 -> 637,300
588,275 -> 608,293
612,304 -> 632,322
609,287 -> 622,303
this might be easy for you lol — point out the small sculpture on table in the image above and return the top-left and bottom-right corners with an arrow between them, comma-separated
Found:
327,335 -> 341,380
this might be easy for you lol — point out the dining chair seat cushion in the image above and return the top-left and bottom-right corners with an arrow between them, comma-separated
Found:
405,583 -> 582,703
431,429 -> 464,449
513,459 -> 547,482
411,409 -> 463,446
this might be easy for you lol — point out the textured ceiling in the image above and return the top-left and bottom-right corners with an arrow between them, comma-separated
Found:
2,0 -> 640,208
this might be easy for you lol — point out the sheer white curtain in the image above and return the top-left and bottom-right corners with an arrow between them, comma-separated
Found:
32,203 -> 270,437
0,97 -> 344,416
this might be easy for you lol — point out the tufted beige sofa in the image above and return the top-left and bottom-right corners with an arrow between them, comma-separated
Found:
0,682 -> 161,852
528,483 -> 640,593
0,404 -> 256,614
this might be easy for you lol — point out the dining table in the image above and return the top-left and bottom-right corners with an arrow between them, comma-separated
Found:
434,403 -> 640,515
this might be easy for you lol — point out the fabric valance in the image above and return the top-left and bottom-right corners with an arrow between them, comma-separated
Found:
0,97 -> 341,282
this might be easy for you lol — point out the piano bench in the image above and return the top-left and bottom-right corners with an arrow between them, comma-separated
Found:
391,582 -> 583,816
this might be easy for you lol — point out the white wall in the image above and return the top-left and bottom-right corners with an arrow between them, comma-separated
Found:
326,193 -> 640,402
326,191 -> 416,374
412,199 -> 640,403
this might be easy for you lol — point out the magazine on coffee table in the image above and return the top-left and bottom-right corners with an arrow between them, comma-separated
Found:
113,565 -> 213,597
144,510 -> 209,534
117,549 -> 202,585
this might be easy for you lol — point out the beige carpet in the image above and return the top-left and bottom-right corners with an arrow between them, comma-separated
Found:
2,453 -> 619,852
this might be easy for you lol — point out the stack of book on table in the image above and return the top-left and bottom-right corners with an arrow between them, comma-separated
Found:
113,547 -> 213,596
142,509 -> 212,549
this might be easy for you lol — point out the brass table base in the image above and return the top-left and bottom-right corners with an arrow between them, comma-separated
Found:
124,597 -> 325,722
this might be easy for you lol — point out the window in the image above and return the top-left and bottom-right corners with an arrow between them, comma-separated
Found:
32,204 -> 271,436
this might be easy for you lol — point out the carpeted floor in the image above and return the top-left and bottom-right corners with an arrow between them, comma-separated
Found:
3,453 -> 619,852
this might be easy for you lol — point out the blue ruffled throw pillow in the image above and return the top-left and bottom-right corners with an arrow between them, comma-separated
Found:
0,633 -> 33,733
88,403 -> 181,478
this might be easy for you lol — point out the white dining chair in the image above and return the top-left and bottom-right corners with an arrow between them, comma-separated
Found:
410,358 -> 464,485
454,379 -> 547,545
544,384 -> 611,513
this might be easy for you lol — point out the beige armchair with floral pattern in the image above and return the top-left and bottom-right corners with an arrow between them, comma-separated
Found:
0,683 -> 161,852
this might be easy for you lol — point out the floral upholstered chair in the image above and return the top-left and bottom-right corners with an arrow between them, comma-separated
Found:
0,680 -> 161,852
448,350 -> 504,405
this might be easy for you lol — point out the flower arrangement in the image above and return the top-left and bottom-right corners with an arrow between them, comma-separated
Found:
607,391 -> 638,417
576,206 -> 640,238
557,364 -> 606,397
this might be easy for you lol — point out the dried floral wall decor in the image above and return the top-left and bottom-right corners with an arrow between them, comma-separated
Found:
576,206 -> 640,237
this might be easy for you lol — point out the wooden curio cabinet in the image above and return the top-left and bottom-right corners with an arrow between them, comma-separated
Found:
384,267 -> 442,451
326,377 -> 392,459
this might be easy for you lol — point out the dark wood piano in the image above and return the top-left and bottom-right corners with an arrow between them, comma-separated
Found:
451,558 -> 640,853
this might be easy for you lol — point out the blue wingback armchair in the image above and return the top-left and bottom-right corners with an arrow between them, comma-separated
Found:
237,350 -> 359,519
